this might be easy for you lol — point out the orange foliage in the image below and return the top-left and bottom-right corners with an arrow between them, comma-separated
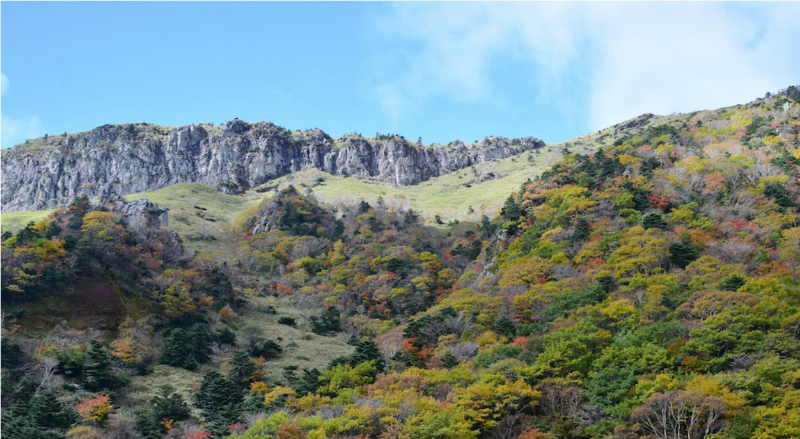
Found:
76,394 -> 112,424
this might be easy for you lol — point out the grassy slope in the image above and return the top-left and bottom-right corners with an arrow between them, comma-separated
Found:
123,183 -> 269,253
266,142 -> 598,224
1,209 -> 55,233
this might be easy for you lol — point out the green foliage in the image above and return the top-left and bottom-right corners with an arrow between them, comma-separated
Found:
160,322 -> 213,370
641,212 -> 668,230
310,307 -> 341,336
83,340 -> 124,391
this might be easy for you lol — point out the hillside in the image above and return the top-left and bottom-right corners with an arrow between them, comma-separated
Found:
2,87 -> 800,439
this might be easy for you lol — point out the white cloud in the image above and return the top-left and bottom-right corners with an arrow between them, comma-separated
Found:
2,113 -> 46,148
367,3 -> 800,135
1,74 -> 47,148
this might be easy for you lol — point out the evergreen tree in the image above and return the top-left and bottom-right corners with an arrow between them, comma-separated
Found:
83,340 -> 120,391
572,217 -> 590,242
310,307 -> 341,336
501,196 -> 522,221
30,391 -> 76,429
641,212 -> 668,230
720,275 -> 746,291
294,368 -> 321,396
151,384 -> 190,422
495,316 -> 517,339
351,338 -> 385,373
404,209 -> 419,225
358,200 -> 371,213
249,339 -> 282,360
229,351 -> 256,388
669,235 -> 701,268
160,328 -> 198,370
194,371 -> 243,426
440,351 -> 459,369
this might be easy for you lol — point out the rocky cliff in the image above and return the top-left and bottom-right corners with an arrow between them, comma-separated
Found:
1,119 -> 544,212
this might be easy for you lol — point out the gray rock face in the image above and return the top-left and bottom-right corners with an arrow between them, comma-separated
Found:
1,120 -> 544,212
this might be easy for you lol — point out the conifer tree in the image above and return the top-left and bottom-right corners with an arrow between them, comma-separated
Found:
83,340 -> 120,391
351,338 -> 385,373
229,351 -> 256,388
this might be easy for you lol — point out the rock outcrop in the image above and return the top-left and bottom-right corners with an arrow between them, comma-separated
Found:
1,120 -> 544,212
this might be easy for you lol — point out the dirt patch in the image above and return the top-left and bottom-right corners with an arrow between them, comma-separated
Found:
19,278 -> 127,332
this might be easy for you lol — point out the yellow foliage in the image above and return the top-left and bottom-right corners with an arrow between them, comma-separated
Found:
619,154 -> 643,168
498,255 -> 550,287
67,425 -> 103,439
601,299 -> 635,320
476,331 -> 498,347
250,381 -> 270,395
264,386 -> 297,406
607,226 -> 668,279
686,375 -> 745,413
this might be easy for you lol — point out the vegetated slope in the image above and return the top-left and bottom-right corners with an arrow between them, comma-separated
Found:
2,87 -> 800,439
0,117 -> 544,212
123,183 -> 267,254
215,87 -> 800,439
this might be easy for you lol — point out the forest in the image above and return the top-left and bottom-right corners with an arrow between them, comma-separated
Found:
2,87 -> 800,439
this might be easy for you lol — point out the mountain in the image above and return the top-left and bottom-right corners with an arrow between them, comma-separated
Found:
3,87 -> 800,439
0,119 -> 543,212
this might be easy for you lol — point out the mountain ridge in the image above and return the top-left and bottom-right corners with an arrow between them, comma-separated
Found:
1,119 -> 544,212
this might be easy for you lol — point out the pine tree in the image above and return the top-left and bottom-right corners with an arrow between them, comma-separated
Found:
572,217 -> 590,242
311,307 -> 341,336
501,196 -> 522,221
641,212 -> 668,230
351,338 -> 385,373
160,328 -> 198,370
294,368 -> 321,396
150,384 -> 190,422
83,340 -> 119,391
229,351 -> 256,388
30,391 -> 76,429
194,371 -> 243,427
495,317 -> 517,339
440,352 -> 459,369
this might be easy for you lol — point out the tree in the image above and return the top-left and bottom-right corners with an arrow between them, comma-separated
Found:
495,317 -> 517,339
641,212 -> 668,230
83,341 -> 121,391
76,394 -> 112,424
351,338 -> 385,373
502,196 -> 523,221
229,351 -> 257,388
310,307 -> 341,336
193,371 -> 243,424
572,217 -> 590,242
632,390 -> 728,439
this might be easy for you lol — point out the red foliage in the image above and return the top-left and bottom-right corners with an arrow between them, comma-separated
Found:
511,336 -> 529,347
647,194 -> 671,211
228,422 -> 246,434
274,282 -> 292,296
519,427 -> 555,439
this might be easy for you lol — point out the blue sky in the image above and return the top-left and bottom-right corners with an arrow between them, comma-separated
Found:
2,2 -> 799,149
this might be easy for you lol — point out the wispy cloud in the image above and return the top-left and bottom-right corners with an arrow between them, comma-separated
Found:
2,113 -> 46,148
1,73 -> 47,148
1,73 -> 9,95
366,3 -> 800,135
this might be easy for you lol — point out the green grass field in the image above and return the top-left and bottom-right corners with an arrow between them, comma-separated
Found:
123,183 -> 269,252
1,209 -> 55,233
